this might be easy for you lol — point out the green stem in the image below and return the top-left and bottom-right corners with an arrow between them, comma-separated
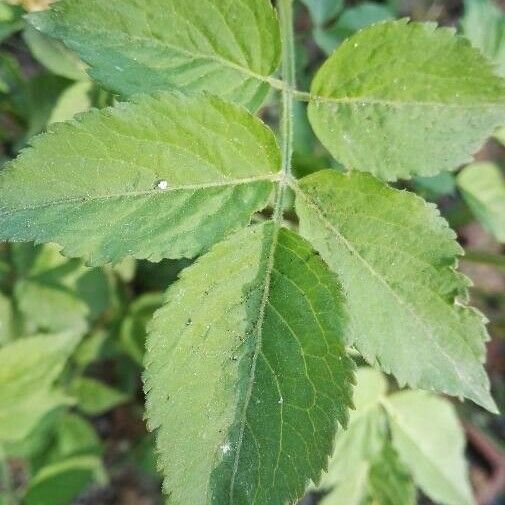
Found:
228,6 -> 297,496
273,0 -> 296,223
266,76 -> 311,102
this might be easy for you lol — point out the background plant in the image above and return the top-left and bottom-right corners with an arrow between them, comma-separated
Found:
0,1 -> 503,505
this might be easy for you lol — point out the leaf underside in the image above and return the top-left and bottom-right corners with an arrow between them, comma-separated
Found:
309,20 -> 505,180
144,223 -> 354,505
0,93 -> 280,265
295,170 -> 495,411
28,0 -> 281,110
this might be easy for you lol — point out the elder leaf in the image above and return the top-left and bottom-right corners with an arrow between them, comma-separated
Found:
457,162 -> 505,243
384,391 -> 475,505
0,93 -> 280,265
308,20 -> 505,180
294,170 -> 495,411
0,333 -> 79,442
144,223 -> 354,505
25,455 -> 106,505
461,0 -> 505,77
28,0 -> 280,110
320,368 -> 388,491
320,368 -> 416,505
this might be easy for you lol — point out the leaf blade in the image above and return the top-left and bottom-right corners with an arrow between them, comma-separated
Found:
0,333 -> 79,442
308,20 -> 505,180
0,93 -> 280,265
144,223 -> 354,505
457,162 -> 505,243
28,0 -> 280,110
384,391 -> 475,505
294,170 -> 495,410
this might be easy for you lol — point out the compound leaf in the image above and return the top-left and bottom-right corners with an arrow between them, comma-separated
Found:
144,223 -> 354,505
28,0 -> 280,110
308,20 -> 505,180
294,170 -> 495,411
457,162 -> 505,243
0,93 -> 280,265
384,391 -> 475,505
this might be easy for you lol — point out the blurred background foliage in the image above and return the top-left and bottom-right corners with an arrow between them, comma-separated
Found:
0,0 -> 503,504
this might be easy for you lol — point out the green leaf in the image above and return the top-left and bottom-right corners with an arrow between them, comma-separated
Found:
0,3 -> 23,43
0,93 -> 280,265
24,455 -> 105,505
22,25 -> 88,81
457,162 -> 505,243
413,172 -> 457,201
384,391 -> 475,505
366,443 -> 416,505
69,377 -> 129,416
18,74 -> 71,142
0,292 -> 15,346
496,126 -> 505,145
319,462 -> 369,505
120,293 -> 163,365
320,369 -> 415,505
48,80 -> 92,125
321,368 -> 388,490
300,0 -> 343,26
308,20 -> 505,180
73,330 -> 109,368
314,3 -> 394,55
144,223 -> 354,505
0,333 -> 79,442
52,413 -> 102,459
12,243 -> 110,334
461,0 -> 505,76
1,389 -> 72,446
294,170 -> 495,410
28,0 -> 281,110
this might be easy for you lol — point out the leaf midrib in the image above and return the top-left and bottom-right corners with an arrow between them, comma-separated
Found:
228,221 -> 281,503
292,181 -> 482,400
309,95 -> 505,109
0,174 -> 280,218
58,23 -> 274,86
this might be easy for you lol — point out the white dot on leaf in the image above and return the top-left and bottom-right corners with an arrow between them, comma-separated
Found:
156,180 -> 169,190
220,443 -> 231,454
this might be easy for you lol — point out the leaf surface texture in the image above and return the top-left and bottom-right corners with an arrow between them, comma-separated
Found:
308,20 -> 505,180
144,223 -> 354,505
29,0 -> 280,110
0,93 -> 280,265
295,170 -> 494,410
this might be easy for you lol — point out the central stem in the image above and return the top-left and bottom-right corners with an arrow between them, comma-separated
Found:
273,0 -> 295,223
